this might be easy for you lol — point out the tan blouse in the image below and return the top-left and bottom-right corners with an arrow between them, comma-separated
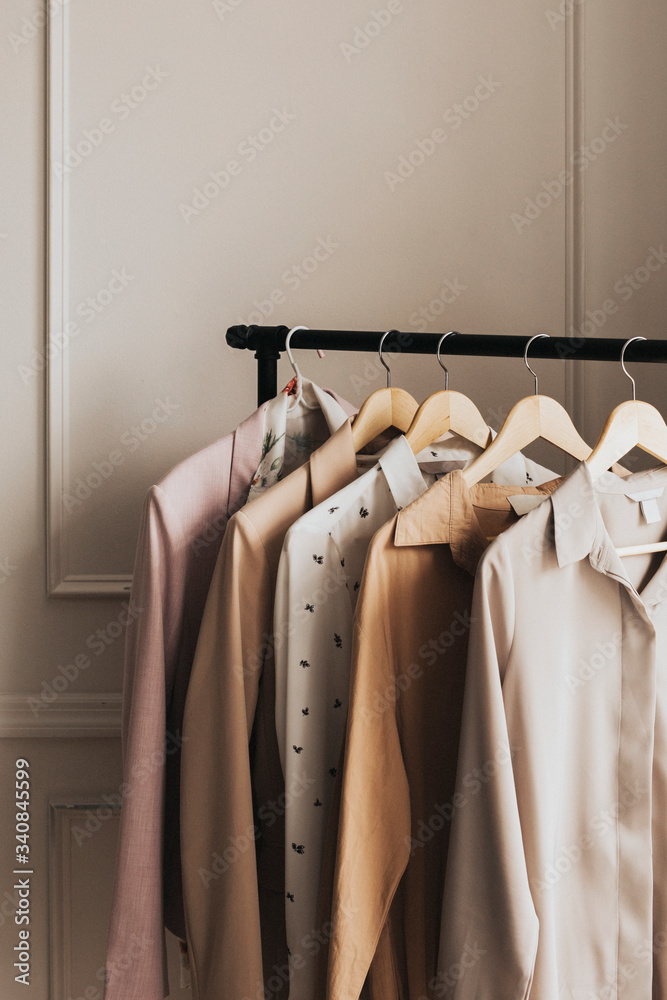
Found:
322,471 -> 562,1000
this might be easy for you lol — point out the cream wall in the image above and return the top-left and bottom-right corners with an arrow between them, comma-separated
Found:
0,1 -> 665,997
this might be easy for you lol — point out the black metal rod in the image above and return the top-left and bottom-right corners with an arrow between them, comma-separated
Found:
227,324 -> 285,406
226,325 -> 667,404
257,353 -> 278,408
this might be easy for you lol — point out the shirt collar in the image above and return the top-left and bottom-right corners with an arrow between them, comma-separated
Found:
550,462 -> 601,567
487,429 -> 557,487
394,471 -> 488,574
553,462 -> 667,581
377,434 -> 429,511
246,377 -> 351,503
412,426 -> 557,487
293,376 -> 351,434
395,469 -> 563,575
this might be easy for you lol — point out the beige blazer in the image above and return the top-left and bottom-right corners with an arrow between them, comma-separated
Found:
180,420 -> 360,1000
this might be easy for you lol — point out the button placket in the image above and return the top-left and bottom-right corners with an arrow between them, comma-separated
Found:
615,588 -> 656,991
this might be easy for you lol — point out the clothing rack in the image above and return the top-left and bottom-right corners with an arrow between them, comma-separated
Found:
226,325 -> 667,406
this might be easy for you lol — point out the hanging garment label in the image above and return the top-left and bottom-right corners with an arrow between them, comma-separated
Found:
625,487 -> 665,525
507,494 -> 549,516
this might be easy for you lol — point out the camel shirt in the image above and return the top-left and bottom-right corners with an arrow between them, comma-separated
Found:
323,471 -> 562,1000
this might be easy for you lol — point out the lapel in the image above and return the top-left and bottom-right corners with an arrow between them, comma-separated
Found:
228,403 -> 268,518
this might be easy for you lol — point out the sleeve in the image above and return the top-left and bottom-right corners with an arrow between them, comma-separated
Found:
436,535 -> 538,999
105,486 -> 187,1000
325,565 -> 412,1000
180,512 -> 271,1000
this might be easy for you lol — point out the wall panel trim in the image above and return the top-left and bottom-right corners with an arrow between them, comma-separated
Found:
565,4 -> 588,439
49,803 -> 121,1000
46,7 -> 132,598
0,693 -> 121,738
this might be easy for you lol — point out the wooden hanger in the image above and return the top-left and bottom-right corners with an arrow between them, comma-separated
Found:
586,337 -> 667,557
351,331 -> 419,451
405,333 -> 493,454
461,334 -> 608,488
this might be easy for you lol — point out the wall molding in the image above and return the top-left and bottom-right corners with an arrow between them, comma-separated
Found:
50,803 -> 121,1000
46,7 -> 132,598
564,4 -> 588,441
0,693 -> 121,738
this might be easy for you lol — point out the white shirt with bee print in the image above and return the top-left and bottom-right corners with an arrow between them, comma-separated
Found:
273,431 -> 555,1000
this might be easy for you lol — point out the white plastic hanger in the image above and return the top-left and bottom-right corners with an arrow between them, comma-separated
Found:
283,325 -> 327,408
284,325 -> 310,408
351,331 -> 419,451
404,332 -> 494,455
461,334 -> 596,487
586,337 -> 667,557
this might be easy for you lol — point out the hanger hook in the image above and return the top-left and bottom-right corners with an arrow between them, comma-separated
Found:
523,334 -> 550,395
436,332 -> 458,391
284,325 -> 309,407
378,330 -> 400,388
620,336 -> 647,402
284,325 -> 309,375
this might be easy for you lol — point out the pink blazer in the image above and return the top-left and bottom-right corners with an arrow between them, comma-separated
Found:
105,390 -> 356,1000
